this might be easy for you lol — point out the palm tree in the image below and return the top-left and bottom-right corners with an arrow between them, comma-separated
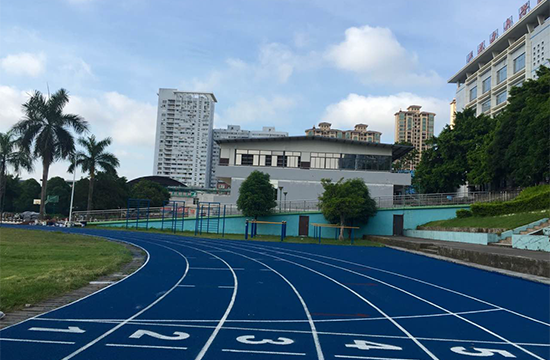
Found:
0,131 -> 33,219
69,135 -> 119,214
14,89 -> 88,219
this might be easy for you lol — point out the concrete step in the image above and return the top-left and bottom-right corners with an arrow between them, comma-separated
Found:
491,237 -> 512,247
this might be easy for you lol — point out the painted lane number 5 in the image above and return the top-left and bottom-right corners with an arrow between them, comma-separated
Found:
346,340 -> 402,351
451,347 -> 516,358
237,335 -> 294,345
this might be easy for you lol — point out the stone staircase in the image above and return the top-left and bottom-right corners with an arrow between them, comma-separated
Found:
491,219 -> 550,247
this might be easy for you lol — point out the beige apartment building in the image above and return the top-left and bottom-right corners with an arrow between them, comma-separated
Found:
305,123 -> 381,143
394,105 -> 435,170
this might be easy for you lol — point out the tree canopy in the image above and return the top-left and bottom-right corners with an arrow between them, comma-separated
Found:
237,171 -> 277,218
130,180 -> 170,207
318,178 -> 377,240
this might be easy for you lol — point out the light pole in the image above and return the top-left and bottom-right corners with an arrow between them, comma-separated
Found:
278,186 -> 283,213
68,154 -> 77,226
283,191 -> 288,212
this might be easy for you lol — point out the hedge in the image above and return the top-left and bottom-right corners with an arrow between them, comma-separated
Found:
456,209 -> 473,218
471,189 -> 550,217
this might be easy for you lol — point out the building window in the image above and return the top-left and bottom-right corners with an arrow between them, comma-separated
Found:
311,153 -> 340,169
469,86 -> 477,102
482,76 -> 491,93
513,53 -> 525,73
496,91 -> 507,105
497,66 -> 507,84
481,99 -> 491,113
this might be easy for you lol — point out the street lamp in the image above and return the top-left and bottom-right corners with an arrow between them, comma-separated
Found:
68,154 -> 77,226
283,191 -> 288,212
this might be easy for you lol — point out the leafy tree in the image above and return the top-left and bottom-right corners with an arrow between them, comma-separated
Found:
69,135 -> 119,213
92,172 -> 129,210
488,66 -> 550,187
14,178 -> 41,213
45,177 -> 71,216
130,180 -> 170,207
392,141 -> 418,171
318,178 -> 377,240
14,89 -> 88,218
2,175 -> 22,213
237,171 -> 277,219
0,131 -> 33,216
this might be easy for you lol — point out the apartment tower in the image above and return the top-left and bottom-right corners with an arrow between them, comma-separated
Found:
394,105 -> 435,170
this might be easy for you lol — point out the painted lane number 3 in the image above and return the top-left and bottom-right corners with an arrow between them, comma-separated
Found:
451,347 -> 516,358
237,335 -> 294,345
346,339 -> 402,351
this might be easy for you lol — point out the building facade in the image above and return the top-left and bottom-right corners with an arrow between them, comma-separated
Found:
449,0 -> 549,116
214,136 -> 412,204
153,88 -> 217,188
210,125 -> 288,188
394,105 -> 435,170
305,123 -> 381,143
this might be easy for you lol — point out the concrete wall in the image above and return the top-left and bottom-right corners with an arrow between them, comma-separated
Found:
404,229 -> 500,245
100,205 -> 469,238
513,234 -> 550,252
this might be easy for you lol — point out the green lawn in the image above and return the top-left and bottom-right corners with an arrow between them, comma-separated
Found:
0,228 -> 132,312
91,226 -> 383,247
421,210 -> 550,230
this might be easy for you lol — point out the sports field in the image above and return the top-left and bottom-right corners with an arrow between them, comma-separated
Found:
1,226 -> 549,360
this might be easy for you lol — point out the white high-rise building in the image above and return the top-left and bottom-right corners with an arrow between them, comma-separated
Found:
153,88 -> 217,188
210,125 -> 288,188
449,0 -> 549,117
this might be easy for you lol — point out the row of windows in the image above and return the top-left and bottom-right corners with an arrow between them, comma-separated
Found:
469,53 -> 525,102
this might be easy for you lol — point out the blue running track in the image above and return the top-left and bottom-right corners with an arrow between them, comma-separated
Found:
1,226 -> 549,360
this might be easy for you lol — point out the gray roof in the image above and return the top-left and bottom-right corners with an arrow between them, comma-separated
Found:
216,135 -> 414,161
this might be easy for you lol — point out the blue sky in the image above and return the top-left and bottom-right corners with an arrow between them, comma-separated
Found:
0,0 -> 527,180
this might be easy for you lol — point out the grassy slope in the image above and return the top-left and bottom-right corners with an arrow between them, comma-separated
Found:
91,226 -> 383,247
0,228 -> 132,312
422,210 -> 550,230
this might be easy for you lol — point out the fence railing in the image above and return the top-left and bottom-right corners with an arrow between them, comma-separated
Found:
73,190 -> 521,223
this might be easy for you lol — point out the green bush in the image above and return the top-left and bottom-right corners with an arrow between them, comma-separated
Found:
471,187 -> 550,217
456,209 -> 473,218
515,184 -> 550,200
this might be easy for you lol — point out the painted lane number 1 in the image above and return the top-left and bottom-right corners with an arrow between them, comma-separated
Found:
237,335 -> 294,345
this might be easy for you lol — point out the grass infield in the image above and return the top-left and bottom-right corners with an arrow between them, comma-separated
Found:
0,228 -> 132,313
422,210 -> 550,230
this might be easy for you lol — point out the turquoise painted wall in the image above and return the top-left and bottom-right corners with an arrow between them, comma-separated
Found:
101,205 -> 469,239
513,234 -> 550,252
404,229 -> 499,245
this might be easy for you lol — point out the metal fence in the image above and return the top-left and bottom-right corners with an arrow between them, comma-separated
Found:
74,190 -> 521,223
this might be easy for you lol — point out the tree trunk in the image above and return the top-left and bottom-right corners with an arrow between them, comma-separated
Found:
339,214 -> 345,241
87,170 -> 95,216
39,159 -> 50,220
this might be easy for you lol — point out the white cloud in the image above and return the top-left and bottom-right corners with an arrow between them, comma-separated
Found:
0,52 -> 46,77
0,85 -> 30,131
221,95 -> 297,126
322,92 -> 450,143
326,25 -> 442,86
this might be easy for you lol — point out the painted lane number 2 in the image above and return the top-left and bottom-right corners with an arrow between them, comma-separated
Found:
451,347 -> 516,358
237,335 -> 294,345
129,330 -> 190,341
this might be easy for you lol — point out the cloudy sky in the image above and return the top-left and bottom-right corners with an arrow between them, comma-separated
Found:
0,0 -> 526,181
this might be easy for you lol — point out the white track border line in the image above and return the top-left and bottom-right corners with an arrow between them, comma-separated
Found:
153,236 -> 326,360
0,338 -> 75,345
186,239 -> 439,360
228,239 -> 550,327
217,240 -> 547,360
0,235 -> 151,334
105,343 -> 188,350
222,348 -> 306,356
59,239 -> 190,360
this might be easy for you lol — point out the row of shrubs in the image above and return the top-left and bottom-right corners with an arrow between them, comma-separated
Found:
460,185 -> 550,217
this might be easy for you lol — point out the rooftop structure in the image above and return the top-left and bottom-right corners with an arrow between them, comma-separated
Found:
305,123 -> 382,143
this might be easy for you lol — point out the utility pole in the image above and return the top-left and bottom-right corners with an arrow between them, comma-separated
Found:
68,154 -> 77,225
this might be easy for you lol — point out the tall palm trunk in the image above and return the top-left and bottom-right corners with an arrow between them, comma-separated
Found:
87,170 -> 95,215
39,158 -> 50,219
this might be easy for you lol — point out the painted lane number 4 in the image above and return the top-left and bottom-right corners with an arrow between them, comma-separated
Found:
129,330 -> 190,341
237,335 -> 294,345
451,347 -> 516,358
346,340 -> 402,351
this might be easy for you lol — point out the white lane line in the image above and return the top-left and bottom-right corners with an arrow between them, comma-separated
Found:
225,241 -> 547,360
236,240 -> 550,327
0,236 -> 151,334
260,268 -> 272,271
335,356 -> 419,360
34,308 -> 502,324
218,285 -> 234,289
166,239 -> 326,360
105,343 -> 188,350
222,349 -> 306,356
196,241 -> 438,360
59,240 -> 190,360
0,338 -> 75,345
177,284 -> 195,288
190,267 -> 244,270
